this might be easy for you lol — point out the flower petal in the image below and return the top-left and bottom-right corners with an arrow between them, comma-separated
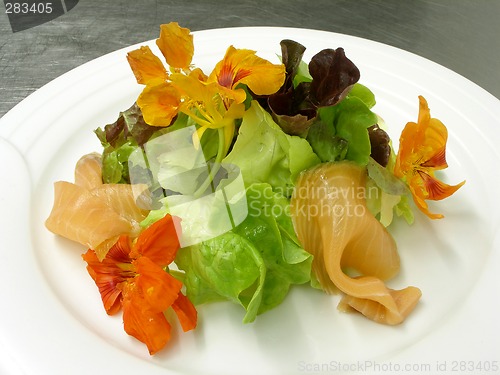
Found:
132,214 -> 181,265
137,83 -> 181,127
409,172 -> 465,219
209,46 -> 285,95
156,22 -> 194,69
417,95 -> 431,127
171,72 -> 216,104
412,97 -> 449,168
171,74 -> 242,129
420,118 -> 448,170
410,186 -> 444,220
82,236 -> 133,315
126,46 -> 168,86
418,170 -> 466,202
216,85 -> 248,104
133,256 -> 183,312
189,67 -> 208,82
172,292 -> 198,332
394,121 -> 418,178
122,283 -> 172,355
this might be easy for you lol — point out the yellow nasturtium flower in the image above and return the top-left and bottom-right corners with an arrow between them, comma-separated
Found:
208,46 -> 286,103
156,22 -> 194,71
394,96 -> 465,219
127,22 -> 194,127
126,22 -> 285,161
136,83 -> 181,127
170,72 -> 245,153
126,46 -> 169,86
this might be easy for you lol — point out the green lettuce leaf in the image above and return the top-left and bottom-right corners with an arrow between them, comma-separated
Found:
100,140 -> 137,184
95,103 -> 159,184
347,83 -> 376,109
365,157 -> 414,226
223,101 -> 320,197
308,96 -> 378,165
174,182 -> 313,323
306,120 -> 348,162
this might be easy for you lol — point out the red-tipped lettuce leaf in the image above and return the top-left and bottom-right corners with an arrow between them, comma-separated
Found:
308,48 -> 360,107
265,41 -> 361,137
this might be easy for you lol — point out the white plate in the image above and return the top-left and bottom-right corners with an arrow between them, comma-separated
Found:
1,27 -> 499,375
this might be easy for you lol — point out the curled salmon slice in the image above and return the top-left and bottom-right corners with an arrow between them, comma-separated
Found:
290,161 -> 421,325
74,152 -> 103,189
45,153 -> 150,260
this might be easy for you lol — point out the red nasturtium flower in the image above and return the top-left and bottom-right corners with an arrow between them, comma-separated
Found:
82,214 -> 197,355
394,96 -> 465,219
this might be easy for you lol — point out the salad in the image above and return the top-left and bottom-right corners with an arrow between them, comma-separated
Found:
45,22 -> 465,355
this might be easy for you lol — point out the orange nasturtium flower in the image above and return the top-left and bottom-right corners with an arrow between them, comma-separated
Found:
394,96 -> 465,219
82,214 -> 197,355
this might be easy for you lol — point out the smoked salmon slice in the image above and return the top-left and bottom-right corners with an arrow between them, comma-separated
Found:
74,152 -> 103,189
45,153 -> 150,260
290,161 -> 421,325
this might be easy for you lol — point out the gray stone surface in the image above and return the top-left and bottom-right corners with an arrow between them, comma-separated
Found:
1,0 -> 499,119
